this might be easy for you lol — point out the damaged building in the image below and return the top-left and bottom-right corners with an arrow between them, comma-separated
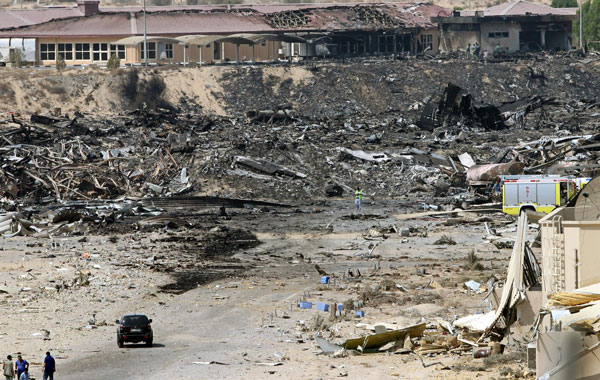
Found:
0,1 -> 449,66
433,0 -> 576,54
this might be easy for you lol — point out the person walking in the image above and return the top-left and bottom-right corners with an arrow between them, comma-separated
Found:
466,43 -> 471,59
354,187 -> 363,211
3,355 -> 14,380
474,42 -> 481,58
493,178 -> 502,201
494,42 -> 502,56
41,352 -> 55,380
14,356 -> 27,380
17,369 -> 28,380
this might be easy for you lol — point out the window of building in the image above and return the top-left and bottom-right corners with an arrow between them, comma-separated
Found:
488,31 -> 509,38
141,42 -> 156,60
40,43 -> 55,61
57,43 -> 73,60
421,34 -> 433,50
165,43 -> 173,59
110,44 -> 126,60
93,43 -> 109,61
378,35 -> 394,54
75,43 -> 91,60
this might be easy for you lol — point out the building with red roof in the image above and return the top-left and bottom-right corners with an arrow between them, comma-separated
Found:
0,1 -> 450,65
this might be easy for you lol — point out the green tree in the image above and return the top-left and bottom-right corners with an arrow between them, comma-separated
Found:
56,54 -> 66,71
586,0 -> 600,41
551,0 -> 577,7
572,0 -> 600,48
9,49 -> 23,68
107,54 -> 120,70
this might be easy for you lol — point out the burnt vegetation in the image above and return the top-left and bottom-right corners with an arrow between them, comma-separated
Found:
120,69 -> 171,110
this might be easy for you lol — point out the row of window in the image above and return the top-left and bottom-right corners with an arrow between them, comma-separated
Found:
39,42 -> 179,61
140,42 -> 174,60
488,32 -> 509,38
40,43 -> 126,61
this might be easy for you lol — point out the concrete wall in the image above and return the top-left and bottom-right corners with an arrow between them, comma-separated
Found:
480,22 -> 521,54
540,206 -> 600,298
536,332 -> 600,379
540,207 -> 575,298
418,28 -> 440,54
438,30 -> 479,53
563,221 -> 600,289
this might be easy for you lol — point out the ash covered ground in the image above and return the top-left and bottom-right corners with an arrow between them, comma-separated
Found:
0,53 -> 599,379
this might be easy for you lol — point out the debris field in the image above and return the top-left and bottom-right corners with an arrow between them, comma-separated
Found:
0,52 -> 600,379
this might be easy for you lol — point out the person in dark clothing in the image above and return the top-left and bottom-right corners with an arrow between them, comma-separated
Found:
41,352 -> 55,380
474,42 -> 481,58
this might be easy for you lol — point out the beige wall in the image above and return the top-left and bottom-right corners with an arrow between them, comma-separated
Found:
480,22 -> 521,54
221,41 -> 279,62
563,221 -> 600,289
540,207 -> 600,298
38,37 -> 137,65
536,332 -> 600,379
438,30 -> 479,53
417,28 -> 439,54
37,37 -> 281,65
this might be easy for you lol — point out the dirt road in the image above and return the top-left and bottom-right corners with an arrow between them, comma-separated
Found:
3,202 -> 514,380
58,278 -> 312,380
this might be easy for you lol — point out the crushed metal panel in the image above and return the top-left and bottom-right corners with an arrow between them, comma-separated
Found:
479,212 -> 528,341
556,301 -> 600,333
342,322 -> 425,350
458,153 -> 476,168
315,336 -> 342,354
549,283 -> 600,306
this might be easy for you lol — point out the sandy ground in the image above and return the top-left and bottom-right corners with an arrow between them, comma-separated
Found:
0,65 -> 321,117
0,200 -> 532,379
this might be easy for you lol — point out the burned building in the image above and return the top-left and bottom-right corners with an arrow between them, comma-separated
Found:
0,1 -> 449,66
432,0 -> 576,54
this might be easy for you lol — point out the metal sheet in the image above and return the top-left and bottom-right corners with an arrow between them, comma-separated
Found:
343,322 -> 426,350
518,183 -> 536,204
505,184 -> 519,206
537,183 -> 557,206
114,36 -> 182,45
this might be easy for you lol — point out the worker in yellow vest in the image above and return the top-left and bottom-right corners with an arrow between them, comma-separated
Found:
355,187 -> 363,211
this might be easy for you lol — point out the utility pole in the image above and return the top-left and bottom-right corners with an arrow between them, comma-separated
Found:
143,0 -> 148,66
579,0 -> 583,49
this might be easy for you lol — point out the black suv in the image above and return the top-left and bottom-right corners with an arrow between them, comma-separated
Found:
116,314 -> 153,347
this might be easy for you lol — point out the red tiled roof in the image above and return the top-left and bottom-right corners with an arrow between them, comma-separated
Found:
0,2 -> 448,37
0,7 -> 82,29
458,0 -> 576,17
483,0 -> 575,16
